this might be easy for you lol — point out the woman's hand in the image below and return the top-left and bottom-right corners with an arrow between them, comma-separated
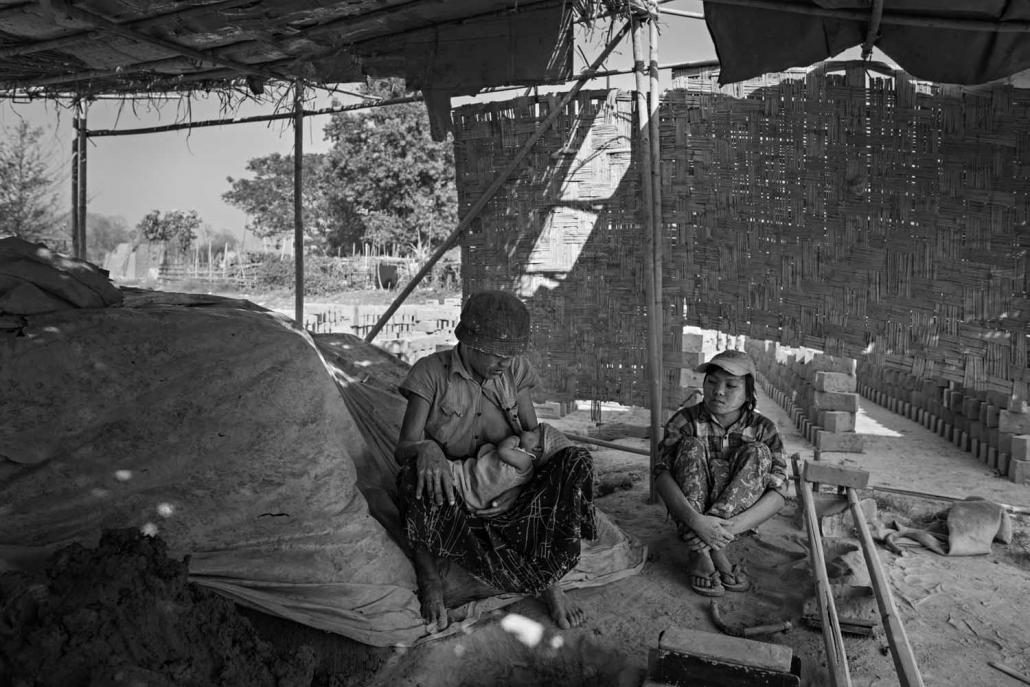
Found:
414,442 -> 455,506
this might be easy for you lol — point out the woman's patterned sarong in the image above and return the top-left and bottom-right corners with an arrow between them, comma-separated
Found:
397,446 -> 596,595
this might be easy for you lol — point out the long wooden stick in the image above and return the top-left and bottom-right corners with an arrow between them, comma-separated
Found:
76,100 -> 88,260
364,21 -> 633,343
70,106 -> 80,259
847,488 -> 925,687
989,661 -> 1030,686
631,14 -> 661,501
648,10 -> 665,499
293,81 -> 304,329
561,431 -> 649,456
798,463 -> 852,687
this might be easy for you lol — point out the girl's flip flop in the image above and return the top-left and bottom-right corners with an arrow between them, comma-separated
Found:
719,564 -> 750,592
690,570 -> 725,597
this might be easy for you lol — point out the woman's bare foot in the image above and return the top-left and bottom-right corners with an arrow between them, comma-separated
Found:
413,548 -> 448,632
540,585 -> 586,629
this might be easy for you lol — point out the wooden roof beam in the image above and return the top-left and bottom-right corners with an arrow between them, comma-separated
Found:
0,55 -> 198,90
0,0 -> 259,59
301,0 -> 564,45
38,0 -> 290,83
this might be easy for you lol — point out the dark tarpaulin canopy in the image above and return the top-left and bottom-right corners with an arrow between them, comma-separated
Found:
703,0 -> 1030,85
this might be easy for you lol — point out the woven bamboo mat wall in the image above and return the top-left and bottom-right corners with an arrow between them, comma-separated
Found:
451,67 -> 1030,407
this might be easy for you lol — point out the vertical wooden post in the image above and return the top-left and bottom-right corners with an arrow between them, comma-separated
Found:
293,81 -> 304,329
632,12 -> 661,500
648,5 -> 665,481
76,99 -> 88,259
71,103 -> 80,258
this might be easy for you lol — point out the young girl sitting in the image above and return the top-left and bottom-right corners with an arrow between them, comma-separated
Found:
654,350 -> 788,597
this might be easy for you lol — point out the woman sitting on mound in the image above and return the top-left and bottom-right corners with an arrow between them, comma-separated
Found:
654,350 -> 788,597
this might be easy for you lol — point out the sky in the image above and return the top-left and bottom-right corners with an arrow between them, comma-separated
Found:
0,1 -> 805,243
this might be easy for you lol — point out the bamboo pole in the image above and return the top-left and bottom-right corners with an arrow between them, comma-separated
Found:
648,6 -> 665,498
70,105 -> 80,258
293,81 -> 304,329
87,95 -> 424,137
561,431 -> 650,456
797,459 -> 852,687
632,13 -> 661,500
847,488 -> 925,687
364,21 -> 633,344
76,100 -> 88,260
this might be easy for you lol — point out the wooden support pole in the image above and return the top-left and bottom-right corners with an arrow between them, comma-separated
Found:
293,81 -> 304,329
847,488 -> 925,687
70,106 -> 79,258
797,459 -> 852,687
632,12 -> 661,500
647,6 -> 665,495
364,21 -> 632,343
76,99 -> 88,260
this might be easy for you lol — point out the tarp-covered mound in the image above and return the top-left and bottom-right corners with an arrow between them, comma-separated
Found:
0,236 -> 122,316
0,290 -> 645,647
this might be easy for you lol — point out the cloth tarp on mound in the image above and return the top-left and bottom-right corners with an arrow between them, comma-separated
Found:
0,295 -> 645,647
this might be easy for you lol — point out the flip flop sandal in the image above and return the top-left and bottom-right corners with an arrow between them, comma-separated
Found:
719,564 -> 750,592
690,570 -> 725,597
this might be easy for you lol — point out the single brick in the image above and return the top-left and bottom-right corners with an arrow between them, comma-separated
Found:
1010,435 -> 1030,461
1009,458 -> 1030,484
986,404 -> 1000,428
815,431 -> 865,453
1000,431 -> 1015,455
963,398 -> 982,420
820,410 -> 856,433
999,410 -> 1030,434
947,390 -> 963,411
808,353 -> 856,375
813,391 -> 860,413
813,371 -> 857,393
656,626 -> 794,673
803,460 -> 869,487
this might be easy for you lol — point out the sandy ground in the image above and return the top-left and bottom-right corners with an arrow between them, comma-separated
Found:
327,386 -> 1030,687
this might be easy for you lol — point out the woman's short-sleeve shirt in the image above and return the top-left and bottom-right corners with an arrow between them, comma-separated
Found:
399,347 -> 538,459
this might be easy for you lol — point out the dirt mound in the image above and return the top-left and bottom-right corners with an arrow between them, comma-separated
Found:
0,529 -> 315,687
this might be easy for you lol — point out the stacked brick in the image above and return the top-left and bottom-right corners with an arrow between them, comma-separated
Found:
855,362 -> 1030,484
746,341 -> 863,453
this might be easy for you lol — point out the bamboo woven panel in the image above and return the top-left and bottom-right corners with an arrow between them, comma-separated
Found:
451,68 -> 1030,406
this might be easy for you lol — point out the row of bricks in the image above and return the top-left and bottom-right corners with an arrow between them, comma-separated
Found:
746,341 -> 864,452
856,364 -> 1029,484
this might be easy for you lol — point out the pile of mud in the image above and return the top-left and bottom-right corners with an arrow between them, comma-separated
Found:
0,529 -> 315,687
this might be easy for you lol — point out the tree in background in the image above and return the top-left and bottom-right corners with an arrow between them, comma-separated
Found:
82,213 -> 132,263
222,79 -> 458,258
322,79 -> 457,256
0,121 -> 63,243
136,209 -> 201,253
222,152 -> 333,252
